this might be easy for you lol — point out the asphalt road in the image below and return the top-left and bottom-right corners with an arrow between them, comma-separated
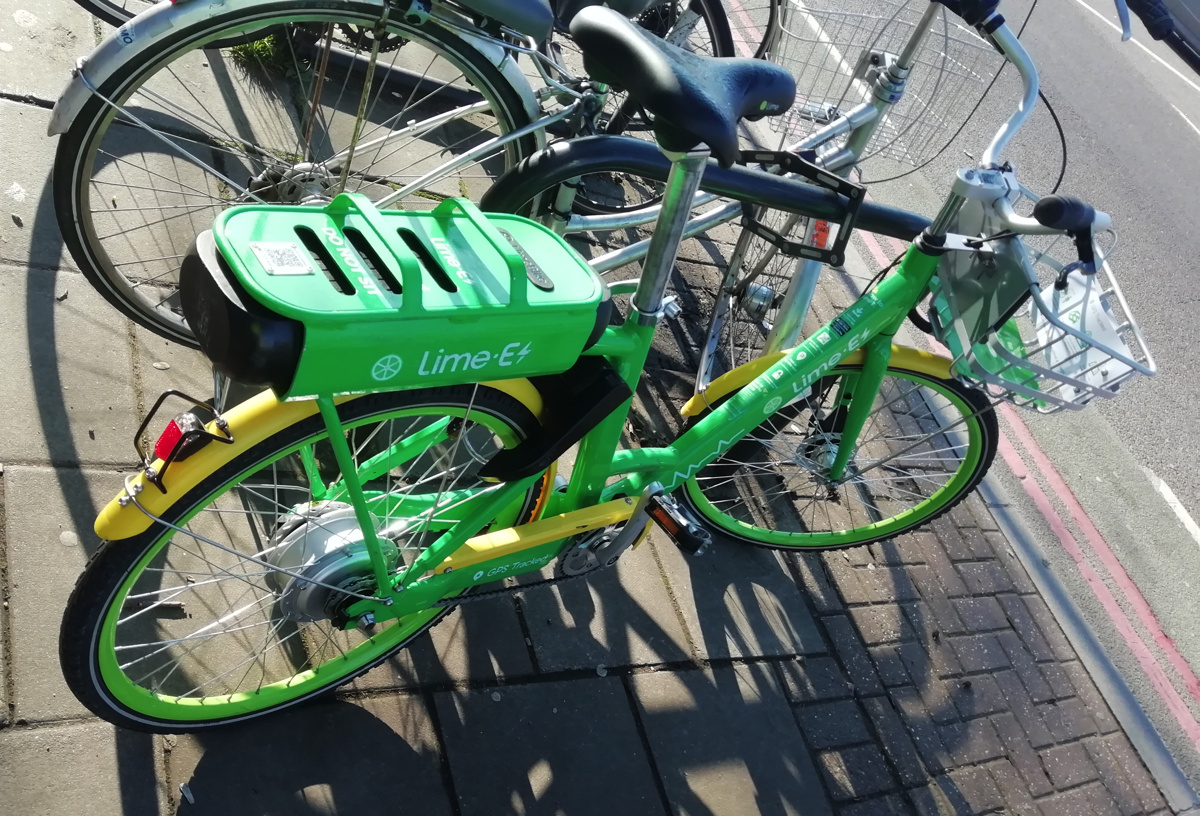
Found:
830,0 -> 1200,787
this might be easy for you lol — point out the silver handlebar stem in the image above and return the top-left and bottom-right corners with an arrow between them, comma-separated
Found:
896,1 -> 942,70
980,16 -> 1040,168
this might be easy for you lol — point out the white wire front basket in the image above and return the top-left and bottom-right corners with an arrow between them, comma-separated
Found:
767,0 -> 1005,169
927,197 -> 1156,413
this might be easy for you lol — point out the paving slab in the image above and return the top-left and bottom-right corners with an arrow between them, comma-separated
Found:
166,696 -> 451,816
0,263 -> 136,465
517,539 -> 692,672
135,330 -> 218,411
816,742 -> 896,802
653,535 -> 825,661
351,595 -> 534,692
435,676 -> 663,816
631,662 -> 831,816
5,465 -> 126,722
0,0 -> 97,102
0,719 -> 163,816
0,101 -> 75,271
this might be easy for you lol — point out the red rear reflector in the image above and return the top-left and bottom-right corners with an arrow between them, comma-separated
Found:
153,412 -> 206,462
154,419 -> 184,462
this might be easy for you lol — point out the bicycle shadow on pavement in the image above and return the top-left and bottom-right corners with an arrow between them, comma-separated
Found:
22,170 -> 162,816
670,531 -> 984,812
171,699 -> 449,816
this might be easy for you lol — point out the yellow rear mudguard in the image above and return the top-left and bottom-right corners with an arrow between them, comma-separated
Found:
95,379 -> 545,542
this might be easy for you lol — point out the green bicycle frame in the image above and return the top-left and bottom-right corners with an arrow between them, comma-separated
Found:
331,241 -> 943,627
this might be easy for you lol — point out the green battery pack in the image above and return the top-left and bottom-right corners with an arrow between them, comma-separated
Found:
181,194 -> 608,399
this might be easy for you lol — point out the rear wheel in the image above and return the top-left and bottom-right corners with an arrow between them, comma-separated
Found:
681,364 -> 998,549
60,385 -> 547,732
54,4 -> 538,347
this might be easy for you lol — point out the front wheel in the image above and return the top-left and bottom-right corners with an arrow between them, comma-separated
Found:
60,385 -> 547,732
681,363 -> 998,549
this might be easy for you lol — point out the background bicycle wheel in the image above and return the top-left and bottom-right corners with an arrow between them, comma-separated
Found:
54,5 -> 539,347
721,0 -> 778,57
537,0 -> 734,214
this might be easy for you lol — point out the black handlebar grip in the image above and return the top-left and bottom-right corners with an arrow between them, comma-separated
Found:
1031,195 -> 1096,232
935,0 -> 1001,27
1127,0 -> 1175,39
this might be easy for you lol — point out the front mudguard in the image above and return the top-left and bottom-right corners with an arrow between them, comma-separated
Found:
680,344 -> 955,417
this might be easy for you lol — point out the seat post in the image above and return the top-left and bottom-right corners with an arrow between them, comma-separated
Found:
630,146 -> 710,324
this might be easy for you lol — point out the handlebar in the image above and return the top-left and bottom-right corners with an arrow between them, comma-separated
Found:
925,0 -> 1196,278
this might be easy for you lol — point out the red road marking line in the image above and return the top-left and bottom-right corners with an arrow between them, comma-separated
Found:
997,431 -> 1200,748
725,0 -> 765,58
1000,403 -> 1200,703
859,230 -> 894,267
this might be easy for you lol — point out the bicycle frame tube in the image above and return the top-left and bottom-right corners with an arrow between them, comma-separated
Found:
591,243 -> 942,499
303,406 -> 544,616
316,206 -> 942,626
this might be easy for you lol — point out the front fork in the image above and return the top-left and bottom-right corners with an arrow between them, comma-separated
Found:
826,334 -> 893,481
825,238 -> 943,480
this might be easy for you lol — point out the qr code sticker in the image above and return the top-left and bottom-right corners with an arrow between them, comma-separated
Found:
250,242 -> 314,276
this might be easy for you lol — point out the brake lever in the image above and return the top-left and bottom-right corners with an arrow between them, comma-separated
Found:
1114,0 -> 1133,40
1055,229 -> 1099,290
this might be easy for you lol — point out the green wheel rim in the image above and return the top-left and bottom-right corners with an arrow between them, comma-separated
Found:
684,367 -> 990,549
94,403 -> 526,723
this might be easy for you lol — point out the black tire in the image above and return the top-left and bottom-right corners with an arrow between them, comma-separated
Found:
70,0 -> 154,27
60,385 -> 546,732
720,0 -> 778,59
54,4 -> 539,347
480,136 -> 677,224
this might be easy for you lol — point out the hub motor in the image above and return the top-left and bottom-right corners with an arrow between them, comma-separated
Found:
264,501 -> 397,623
247,162 -> 337,205
737,282 -> 781,323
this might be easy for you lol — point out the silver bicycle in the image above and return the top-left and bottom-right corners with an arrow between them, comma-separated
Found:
479,0 -> 1010,393
49,0 -> 732,347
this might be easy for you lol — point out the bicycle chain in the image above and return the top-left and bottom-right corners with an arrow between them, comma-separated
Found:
431,564 -> 598,607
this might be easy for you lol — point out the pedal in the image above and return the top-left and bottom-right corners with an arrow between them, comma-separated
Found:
646,493 -> 712,556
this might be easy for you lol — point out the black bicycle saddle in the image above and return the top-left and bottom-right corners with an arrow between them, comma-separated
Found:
568,5 -> 796,167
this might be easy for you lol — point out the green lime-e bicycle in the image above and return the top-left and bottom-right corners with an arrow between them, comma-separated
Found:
59,0 -> 1153,733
